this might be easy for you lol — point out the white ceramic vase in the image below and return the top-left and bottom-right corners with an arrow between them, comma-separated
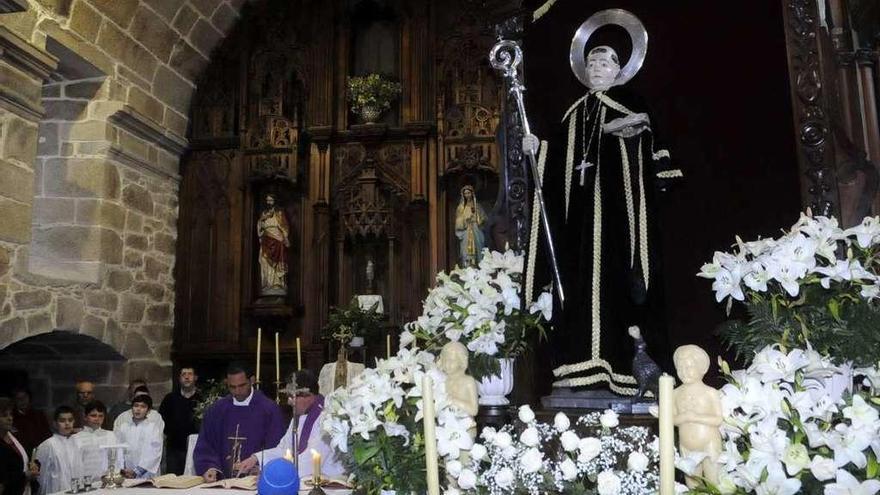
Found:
477,358 -> 514,406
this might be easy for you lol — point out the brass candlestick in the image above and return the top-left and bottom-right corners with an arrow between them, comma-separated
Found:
274,380 -> 285,404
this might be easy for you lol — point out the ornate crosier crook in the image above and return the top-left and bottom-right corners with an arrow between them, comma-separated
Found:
490,40 -> 565,308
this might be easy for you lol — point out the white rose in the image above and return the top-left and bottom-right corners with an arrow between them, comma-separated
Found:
493,431 -> 512,449
626,451 -> 649,472
457,469 -> 477,490
782,443 -> 809,475
501,445 -> 517,459
599,410 -> 619,428
596,470 -> 621,495
494,467 -> 514,489
518,405 -> 536,423
554,412 -> 571,432
446,460 -> 463,478
559,458 -> 578,481
444,489 -> 461,495
480,427 -> 497,443
470,443 -> 487,461
519,447 -> 544,474
519,427 -> 540,447
560,431 -> 580,452
578,437 -> 601,462
808,455 -> 836,481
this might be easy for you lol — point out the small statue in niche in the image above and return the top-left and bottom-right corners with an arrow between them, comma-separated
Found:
672,345 -> 722,488
365,257 -> 375,293
454,185 -> 487,267
257,193 -> 290,296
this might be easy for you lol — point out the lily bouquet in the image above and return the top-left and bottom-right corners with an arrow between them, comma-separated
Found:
684,345 -> 880,495
321,348 -> 475,495
402,249 -> 552,380
698,213 -> 880,366
453,405 -> 659,495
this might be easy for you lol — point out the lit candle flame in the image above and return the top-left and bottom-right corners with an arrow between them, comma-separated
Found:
283,448 -> 294,461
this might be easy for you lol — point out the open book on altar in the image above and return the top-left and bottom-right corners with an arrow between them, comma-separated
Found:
200,475 -> 258,490
122,474 -> 205,489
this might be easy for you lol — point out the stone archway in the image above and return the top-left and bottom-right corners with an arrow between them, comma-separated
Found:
0,0 -> 250,380
0,330 -> 126,411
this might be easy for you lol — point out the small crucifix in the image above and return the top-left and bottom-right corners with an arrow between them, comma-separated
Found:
227,424 -> 247,477
575,160 -> 595,186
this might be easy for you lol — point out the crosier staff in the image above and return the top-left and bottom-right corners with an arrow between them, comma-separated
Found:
490,40 -> 565,308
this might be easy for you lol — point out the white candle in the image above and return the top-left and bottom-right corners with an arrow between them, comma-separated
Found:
275,332 -> 280,383
422,374 -> 440,495
659,373 -> 675,495
296,337 -> 302,370
255,327 -> 262,385
311,449 -> 321,484
386,334 -> 391,359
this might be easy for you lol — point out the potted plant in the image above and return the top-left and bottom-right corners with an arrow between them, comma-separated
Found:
322,297 -> 384,348
698,212 -> 880,370
320,348 -> 475,495
402,248 -> 552,405
347,74 -> 401,124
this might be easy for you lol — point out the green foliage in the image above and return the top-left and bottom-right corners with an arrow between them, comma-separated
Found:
342,396 -> 439,495
322,298 -> 384,346
347,74 -> 401,115
720,283 -> 880,367
193,379 -> 228,424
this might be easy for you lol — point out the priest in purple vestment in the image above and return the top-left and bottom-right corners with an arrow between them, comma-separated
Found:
194,363 -> 285,481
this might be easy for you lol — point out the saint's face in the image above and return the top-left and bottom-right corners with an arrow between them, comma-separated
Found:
586,51 -> 620,89
56,413 -> 75,436
463,188 -> 473,201
85,410 -> 105,429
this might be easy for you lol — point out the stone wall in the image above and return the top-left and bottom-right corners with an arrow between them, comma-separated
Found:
0,0 -> 247,400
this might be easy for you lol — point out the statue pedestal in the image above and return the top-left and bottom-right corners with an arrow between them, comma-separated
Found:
540,388 -> 655,414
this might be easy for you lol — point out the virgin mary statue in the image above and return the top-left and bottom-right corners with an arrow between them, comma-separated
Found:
454,185 -> 487,267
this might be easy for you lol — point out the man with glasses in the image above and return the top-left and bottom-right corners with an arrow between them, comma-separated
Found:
234,369 -> 344,480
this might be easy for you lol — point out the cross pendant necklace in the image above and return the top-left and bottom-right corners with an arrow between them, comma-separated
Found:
575,160 -> 594,186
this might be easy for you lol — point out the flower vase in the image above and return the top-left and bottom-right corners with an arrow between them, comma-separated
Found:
477,358 -> 514,405
359,105 -> 382,124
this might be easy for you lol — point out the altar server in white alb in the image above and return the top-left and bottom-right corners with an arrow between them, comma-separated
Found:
112,386 -> 163,431
235,369 -> 344,480
114,395 -> 163,479
74,400 -> 124,480
35,406 -> 83,495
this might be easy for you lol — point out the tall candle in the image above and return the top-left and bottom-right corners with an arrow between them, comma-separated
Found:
659,373 -> 675,495
255,327 -> 262,385
422,374 -> 440,495
296,337 -> 302,370
386,334 -> 391,359
311,449 -> 321,484
275,332 -> 280,383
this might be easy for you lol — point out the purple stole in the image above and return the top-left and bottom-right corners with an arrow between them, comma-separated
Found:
297,395 -> 324,455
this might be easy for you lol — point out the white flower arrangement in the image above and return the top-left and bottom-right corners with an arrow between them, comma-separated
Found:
683,345 -> 880,495
456,405 -> 659,495
321,348 -> 475,495
698,212 -> 880,366
403,248 -> 553,380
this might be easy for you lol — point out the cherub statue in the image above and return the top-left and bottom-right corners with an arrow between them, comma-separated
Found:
437,342 -> 478,424
672,345 -> 722,487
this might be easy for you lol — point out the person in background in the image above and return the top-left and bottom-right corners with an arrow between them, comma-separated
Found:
106,379 -> 147,429
235,369 -> 344,480
159,367 -> 201,475
1,397 -> 36,495
114,395 -> 162,479
34,406 -> 82,495
112,386 -> 163,432
72,381 -> 95,430
11,388 -> 51,456
73,401 -> 123,481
